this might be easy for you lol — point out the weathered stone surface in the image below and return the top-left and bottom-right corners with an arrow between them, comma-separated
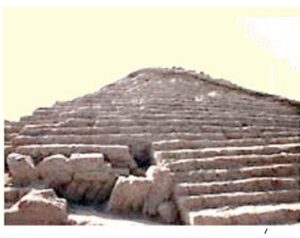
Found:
154,143 -> 300,162
173,164 -> 299,183
15,144 -> 71,158
4,173 -> 12,186
64,180 -> 78,200
143,166 -> 174,216
72,160 -> 116,202
6,153 -> 36,185
190,203 -> 300,225
14,144 -> 137,169
84,181 -> 103,203
73,162 -> 114,180
108,176 -> 152,212
69,153 -> 105,172
177,190 -> 299,211
152,137 -> 300,151
5,186 -> 31,203
96,177 -> 116,202
112,168 -> 130,176
166,154 -> 300,172
175,177 -> 300,196
157,201 -> 178,224
5,189 -> 68,225
5,146 -> 14,160
36,154 -> 72,187
74,171 -> 111,182
58,156 -> 117,203
71,181 -> 91,202
4,187 -> 32,209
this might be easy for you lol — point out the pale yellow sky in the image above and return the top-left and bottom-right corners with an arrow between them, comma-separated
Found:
3,8 -> 300,121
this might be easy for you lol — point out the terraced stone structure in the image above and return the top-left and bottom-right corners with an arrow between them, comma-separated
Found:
4,67 -> 300,225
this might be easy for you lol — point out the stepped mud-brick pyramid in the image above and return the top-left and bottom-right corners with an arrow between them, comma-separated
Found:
4,67 -> 300,225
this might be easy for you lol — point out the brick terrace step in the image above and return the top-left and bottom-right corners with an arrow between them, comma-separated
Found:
175,177 -> 300,196
176,189 -> 299,210
188,203 -> 300,225
154,143 -> 300,162
164,153 -> 300,171
173,164 -> 299,183
19,125 -> 296,136
12,133 -> 300,148
152,137 -> 300,151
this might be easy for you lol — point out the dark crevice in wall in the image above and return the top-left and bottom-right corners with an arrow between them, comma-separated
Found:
131,143 -> 156,171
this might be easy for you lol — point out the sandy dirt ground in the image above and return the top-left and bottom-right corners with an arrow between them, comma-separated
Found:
68,204 -> 164,225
